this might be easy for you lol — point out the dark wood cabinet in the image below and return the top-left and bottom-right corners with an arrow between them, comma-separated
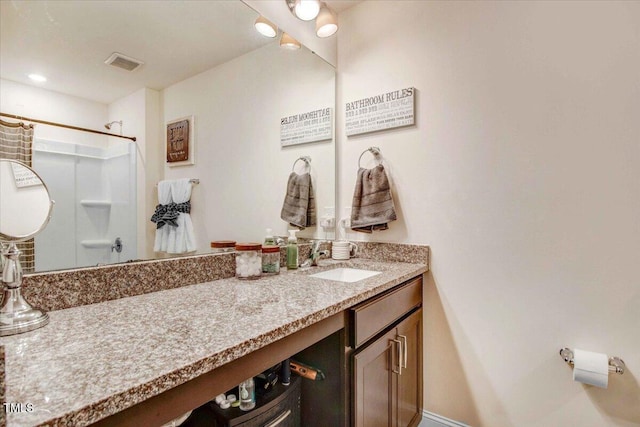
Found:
351,277 -> 423,427
353,325 -> 397,427
396,309 -> 423,427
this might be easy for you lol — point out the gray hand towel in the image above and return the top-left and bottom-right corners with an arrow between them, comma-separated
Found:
350,164 -> 397,233
280,172 -> 316,229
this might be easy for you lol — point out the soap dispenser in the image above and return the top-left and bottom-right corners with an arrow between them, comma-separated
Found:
264,228 -> 276,246
286,229 -> 298,270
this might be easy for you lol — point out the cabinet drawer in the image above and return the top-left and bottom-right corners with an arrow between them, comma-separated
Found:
350,276 -> 422,348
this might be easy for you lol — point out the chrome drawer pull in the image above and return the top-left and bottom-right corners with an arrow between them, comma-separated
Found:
265,409 -> 292,427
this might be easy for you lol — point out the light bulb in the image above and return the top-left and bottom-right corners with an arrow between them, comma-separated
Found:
294,0 -> 320,21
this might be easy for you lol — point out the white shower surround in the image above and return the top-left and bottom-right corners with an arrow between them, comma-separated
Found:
33,138 -> 136,271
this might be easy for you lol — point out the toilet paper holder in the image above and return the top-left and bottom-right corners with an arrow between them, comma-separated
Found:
559,348 -> 625,375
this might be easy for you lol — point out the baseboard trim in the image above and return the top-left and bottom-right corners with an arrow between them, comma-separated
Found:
422,410 -> 470,427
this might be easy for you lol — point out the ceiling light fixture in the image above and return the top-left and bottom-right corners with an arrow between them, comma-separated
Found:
254,16 -> 278,38
28,74 -> 47,83
284,0 -> 338,38
280,32 -> 301,50
315,3 -> 338,38
286,0 -> 320,21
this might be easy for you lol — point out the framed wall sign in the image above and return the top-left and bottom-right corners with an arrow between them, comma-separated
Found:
281,107 -> 332,146
166,116 -> 195,166
345,87 -> 415,136
11,162 -> 42,188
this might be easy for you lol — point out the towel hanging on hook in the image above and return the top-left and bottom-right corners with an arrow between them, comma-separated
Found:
351,147 -> 396,233
282,156 -> 316,229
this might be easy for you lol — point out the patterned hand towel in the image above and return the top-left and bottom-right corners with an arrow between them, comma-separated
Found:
350,164 -> 397,233
280,172 -> 316,229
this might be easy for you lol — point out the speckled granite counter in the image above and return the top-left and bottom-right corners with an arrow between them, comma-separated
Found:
0,259 -> 426,426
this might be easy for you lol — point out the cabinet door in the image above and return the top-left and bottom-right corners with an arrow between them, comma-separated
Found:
353,327 -> 400,427
395,309 -> 423,427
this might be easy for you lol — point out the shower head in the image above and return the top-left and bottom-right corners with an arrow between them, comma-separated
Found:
104,120 -> 122,130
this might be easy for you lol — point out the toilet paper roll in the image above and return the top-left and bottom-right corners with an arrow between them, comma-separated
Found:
573,348 -> 609,388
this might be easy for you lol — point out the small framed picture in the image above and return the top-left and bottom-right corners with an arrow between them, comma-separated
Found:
166,116 -> 195,166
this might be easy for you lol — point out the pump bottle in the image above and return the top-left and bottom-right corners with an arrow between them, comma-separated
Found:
286,230 -> 298,270
264,228 -> 276,246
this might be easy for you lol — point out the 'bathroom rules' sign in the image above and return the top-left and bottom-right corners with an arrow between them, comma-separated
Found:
345,87 -> 415,136
281,108 -> 333,146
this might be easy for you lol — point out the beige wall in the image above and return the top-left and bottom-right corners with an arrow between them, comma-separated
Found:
337,1 -> 640,426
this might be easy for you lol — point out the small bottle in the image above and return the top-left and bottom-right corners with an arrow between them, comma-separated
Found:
286,230 -> 298,270
264,228 -> 276,246
239,378 -> 256,411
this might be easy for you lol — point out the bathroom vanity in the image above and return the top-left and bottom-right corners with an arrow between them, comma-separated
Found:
0,257 -> 427,427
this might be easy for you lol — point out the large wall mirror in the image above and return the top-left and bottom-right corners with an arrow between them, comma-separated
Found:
0,0 -> 336,273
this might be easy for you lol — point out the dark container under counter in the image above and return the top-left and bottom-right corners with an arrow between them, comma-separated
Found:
181,375 -> 300,427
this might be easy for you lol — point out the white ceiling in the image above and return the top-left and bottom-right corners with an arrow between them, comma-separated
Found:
0,0 -> 360,105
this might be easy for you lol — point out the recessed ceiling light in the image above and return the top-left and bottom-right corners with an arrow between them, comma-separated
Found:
28,74 -> 47,83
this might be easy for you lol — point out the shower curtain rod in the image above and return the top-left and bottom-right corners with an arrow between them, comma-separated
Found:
0,112 -> 136,142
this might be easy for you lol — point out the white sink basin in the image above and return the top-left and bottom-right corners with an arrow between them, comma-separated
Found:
308,268 -> 381,283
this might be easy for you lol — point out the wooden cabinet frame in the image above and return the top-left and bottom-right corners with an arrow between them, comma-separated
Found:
350,277 -> 423,427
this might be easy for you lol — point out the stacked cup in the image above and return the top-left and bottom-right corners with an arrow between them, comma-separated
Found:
332,241 -> 358,260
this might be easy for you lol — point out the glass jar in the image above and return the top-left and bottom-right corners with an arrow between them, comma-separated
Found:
210,240 -> 236,253
261,245 -> 280,275
235,243 -> 262,280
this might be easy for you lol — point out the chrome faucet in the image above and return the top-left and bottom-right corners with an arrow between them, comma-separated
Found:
301,240 -> 329,268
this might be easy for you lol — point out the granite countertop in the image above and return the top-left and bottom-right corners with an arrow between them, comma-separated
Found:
0,259 -> 426,426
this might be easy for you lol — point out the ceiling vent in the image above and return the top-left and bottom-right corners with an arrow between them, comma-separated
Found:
104,52 -> 144,72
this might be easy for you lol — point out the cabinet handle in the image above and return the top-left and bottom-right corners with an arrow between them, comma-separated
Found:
265,409 -> 292,427
391,338 -> 402,375
386,342 -> 398,374
398,334 -> 408,369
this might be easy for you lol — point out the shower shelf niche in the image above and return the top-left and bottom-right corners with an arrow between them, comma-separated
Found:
80,240 -> 113,249
80,200 -> 112,208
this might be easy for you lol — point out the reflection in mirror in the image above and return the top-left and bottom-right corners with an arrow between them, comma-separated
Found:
0,160 -> 53,240
163,40 -> 335,248
33,139 -> 137,271
0,159 -> 52,335
0,1 -> 335,273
